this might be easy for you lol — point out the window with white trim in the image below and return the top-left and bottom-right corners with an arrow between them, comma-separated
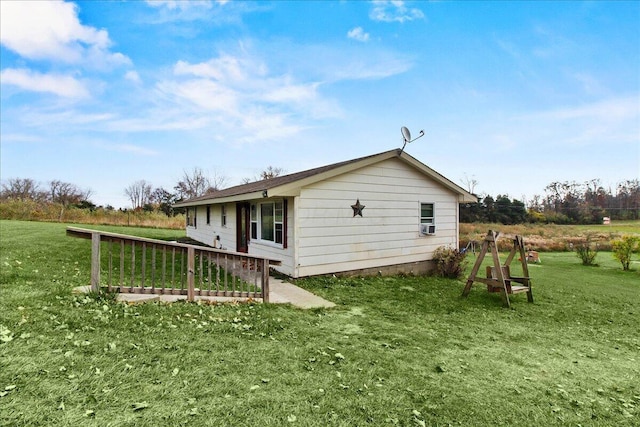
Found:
186,207 -> 196,228
250,204 -> 257,240
251,200 -> 284,245
221,205 -> 227,227
206,206 -> 211,225
420,203 -> 434,225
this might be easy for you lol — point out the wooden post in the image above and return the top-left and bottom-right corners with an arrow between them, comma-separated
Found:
490,240 -> 511,308
462,231 -> 493,297
262,258 -> 270,303
516,236 -> 534,303
187,246 -> 195,302
91,232 -> 101,293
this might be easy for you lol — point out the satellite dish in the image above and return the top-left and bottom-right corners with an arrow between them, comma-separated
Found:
399,126 -> 425,153
401,126 -> 411,143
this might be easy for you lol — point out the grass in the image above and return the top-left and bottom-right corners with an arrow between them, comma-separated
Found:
1,220 -> 639,426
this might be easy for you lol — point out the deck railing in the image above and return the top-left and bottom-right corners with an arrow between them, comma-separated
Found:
66,227 -> 280,302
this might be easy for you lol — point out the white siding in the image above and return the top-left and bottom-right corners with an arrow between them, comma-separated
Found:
184,158 -> 462,278
295,158 -> 458,277
186,200 -> 296,277
186,204 -> 235,249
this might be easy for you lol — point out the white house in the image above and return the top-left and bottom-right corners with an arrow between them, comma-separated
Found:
173,149 -> 476,278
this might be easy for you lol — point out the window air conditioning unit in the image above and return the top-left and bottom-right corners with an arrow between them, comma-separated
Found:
420,224 -> 436,235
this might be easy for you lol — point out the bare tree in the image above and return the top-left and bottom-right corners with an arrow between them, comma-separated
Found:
124,180 -> 152,209
174,167 -> 228,199
0,178 -> 44,201
209,170 -> 228,192
260,166 -> 284,180
241,166 -> 285,184
48,180 -> 92,220
461,174 -> 478,194
49,180 -> 92,207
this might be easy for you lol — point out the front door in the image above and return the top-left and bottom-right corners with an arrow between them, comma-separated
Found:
236,202 -> 250,253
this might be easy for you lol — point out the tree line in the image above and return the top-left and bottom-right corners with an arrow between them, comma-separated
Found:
461,179 -> 640,224
0,178 -> 94,210
2,172 -> 637,225
1,167 -> 285,218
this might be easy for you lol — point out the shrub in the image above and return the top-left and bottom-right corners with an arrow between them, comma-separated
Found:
611,235 -> 640,271
432,246 -> 467,279
574,235 -> 599,266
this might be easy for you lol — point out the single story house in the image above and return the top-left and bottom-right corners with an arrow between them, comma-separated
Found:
173,149 -> 476,278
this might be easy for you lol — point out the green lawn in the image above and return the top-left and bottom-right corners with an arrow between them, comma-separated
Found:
1,220 -> 639,426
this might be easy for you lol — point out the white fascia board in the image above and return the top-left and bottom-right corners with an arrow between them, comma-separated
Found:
175,191 -> 265,207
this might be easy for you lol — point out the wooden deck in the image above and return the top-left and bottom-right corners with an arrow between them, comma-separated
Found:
67,227 -> 281,302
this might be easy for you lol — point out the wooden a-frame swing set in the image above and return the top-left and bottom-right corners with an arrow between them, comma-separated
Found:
461,230 -> 534,308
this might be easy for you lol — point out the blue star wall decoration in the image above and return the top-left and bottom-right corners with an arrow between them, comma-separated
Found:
351,199 -> 365,217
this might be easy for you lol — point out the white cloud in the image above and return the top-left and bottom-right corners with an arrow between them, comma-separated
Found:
507,96 -> 640,149
157,78 -> 240,112
571,73 -> 603,95
107,144 -> 159,156
0,0 -> 129,68
174,56 -> 253,82
144,51 -> 339,143
125,71 -> 142,83
168,55 -> 324,112
0,68 -> 90,98
530,96 -> 638,123
105,114 -> 213,132
143,0 -> 235,23
0,133 -> 43,143
145,0 -> 216,11
329,54 -> 412,80
261,82 -> 320,104
235,108 -> 305,143
370,1 -> 424,23
347,27 -> 370,42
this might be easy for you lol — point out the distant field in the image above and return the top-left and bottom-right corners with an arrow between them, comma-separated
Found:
1,220 -> 638,426
460,220 -> 640,251
0,200 -> 184,229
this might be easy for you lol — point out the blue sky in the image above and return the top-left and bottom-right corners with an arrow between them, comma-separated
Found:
1,0 -> 638,208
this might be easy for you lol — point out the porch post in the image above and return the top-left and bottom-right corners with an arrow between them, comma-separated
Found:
262,258 -> 269,303
91,232 -> 101,293
187,247 -> 195,302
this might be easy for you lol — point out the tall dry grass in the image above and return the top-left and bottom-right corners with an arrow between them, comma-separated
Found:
0,200 -> 184,229
460,222 -> 639,252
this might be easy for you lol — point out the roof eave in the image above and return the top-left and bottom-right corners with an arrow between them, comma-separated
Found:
173,191 -> 265,207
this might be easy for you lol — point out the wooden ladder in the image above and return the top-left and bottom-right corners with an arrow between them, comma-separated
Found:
461,230 -> 533,308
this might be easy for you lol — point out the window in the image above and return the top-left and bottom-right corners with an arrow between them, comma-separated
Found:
221,205 -> 227,227
206,206 -> 211,225
261,203 -> 274,241
251,200 -> 285,245
421,203 -> 434,225
250,204 -> 257,239
274,202 -> 284,244
186,207 -> 196,228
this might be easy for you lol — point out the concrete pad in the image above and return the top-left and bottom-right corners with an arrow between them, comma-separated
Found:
72,277 -> 335,309
270,278 -> 335,309
118,294 -> 160,304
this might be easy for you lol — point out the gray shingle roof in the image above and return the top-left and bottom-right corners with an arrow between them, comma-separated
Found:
174,149 -> 476,207
174,149 -> 400,206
